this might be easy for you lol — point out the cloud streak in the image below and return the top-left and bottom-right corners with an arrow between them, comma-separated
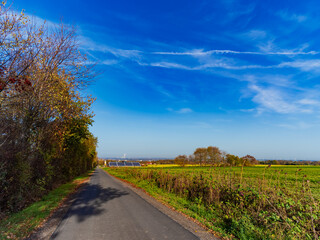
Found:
80,39 -> 320,74
75,23 -> 320,117
248,84 -> 320,115
152,49 -> 319,56
79,36 -> 142,59
138,59 -> 320,72
278,59 -> 320,72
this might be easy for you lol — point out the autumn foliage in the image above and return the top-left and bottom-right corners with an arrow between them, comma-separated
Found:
173,146 -> 258,167
0,3 -> 97,214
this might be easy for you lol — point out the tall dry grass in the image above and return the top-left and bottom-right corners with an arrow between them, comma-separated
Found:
119,167 -> 319,239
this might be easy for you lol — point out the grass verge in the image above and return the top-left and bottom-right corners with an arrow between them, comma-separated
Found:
0,170 -> 93,240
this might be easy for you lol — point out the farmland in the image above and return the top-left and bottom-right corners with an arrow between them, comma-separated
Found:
104,165 -> 320,239
144,165 -> 320,197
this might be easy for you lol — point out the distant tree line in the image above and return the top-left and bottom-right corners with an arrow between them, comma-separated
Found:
171,146 -> 320,167
0,3 -> 97,214
259,160 -> 320,165
173,146 -> 259,166
153,159 -> 175,164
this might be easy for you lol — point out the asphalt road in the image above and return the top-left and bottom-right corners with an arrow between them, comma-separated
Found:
51,168 -> 199,240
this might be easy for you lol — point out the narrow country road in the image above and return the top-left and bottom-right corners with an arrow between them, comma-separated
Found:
51,168 -> 199,240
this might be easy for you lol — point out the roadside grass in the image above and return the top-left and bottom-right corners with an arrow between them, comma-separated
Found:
104,166 -> 320,239
0,170 -> 93,240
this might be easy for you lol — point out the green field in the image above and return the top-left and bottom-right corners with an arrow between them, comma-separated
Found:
143,165 -> 320,198
105,165 -> 320,240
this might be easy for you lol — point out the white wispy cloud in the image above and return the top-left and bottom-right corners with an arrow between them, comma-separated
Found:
25,12 -> 319,119
12,10 -> 58,29
248,84 -> 320,114
101,59 -> 118,65
195,63 -> 268,70
77,34 -> 320,75
19,8 -> 320,122
277,59 -> 320,72
83,59 -> 118,66
277,11 -> 308,23
177,108 -> 193,113
276,122 -> 315,130
79,36 -> 142,59
14,11 -> 141,63
137,58 -> 320,73
239,74 -> 295,88
250,85 -> 298,114
244,30 -> 267,40
297,99 -> 320,106
152,49 -> 318,56
139,61 -> 271,71
145,62 -> 193,70
167,108 -> 193,114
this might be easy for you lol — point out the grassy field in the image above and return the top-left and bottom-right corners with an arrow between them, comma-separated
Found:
144,165 -> 320,197
104,165 -> 320,239
0,171 -> 92,240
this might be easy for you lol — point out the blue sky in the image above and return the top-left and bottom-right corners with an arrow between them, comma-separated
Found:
14,0 -> 320,159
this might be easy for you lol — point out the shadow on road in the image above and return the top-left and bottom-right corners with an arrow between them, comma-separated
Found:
67,183 -> 128,223
50,180 -> 129,239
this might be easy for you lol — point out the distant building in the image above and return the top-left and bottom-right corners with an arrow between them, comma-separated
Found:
108,161 -> 141,167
